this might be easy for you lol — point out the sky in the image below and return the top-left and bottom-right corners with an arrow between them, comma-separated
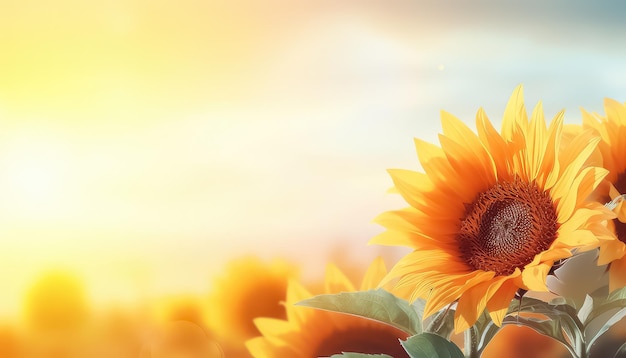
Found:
0,0 -> 625,318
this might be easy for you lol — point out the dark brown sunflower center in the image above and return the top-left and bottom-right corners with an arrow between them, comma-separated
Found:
612,171 -> 626,243
458,178 -> 559,276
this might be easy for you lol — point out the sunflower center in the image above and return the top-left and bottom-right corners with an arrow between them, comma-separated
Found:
458,178 -> 559,276
612,171 -> 626,243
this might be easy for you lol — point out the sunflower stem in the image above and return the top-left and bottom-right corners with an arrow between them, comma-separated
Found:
464,328 -> 479,358
570,308 -> 586,358
577,335 -> 586,358
425,304 -> 455,339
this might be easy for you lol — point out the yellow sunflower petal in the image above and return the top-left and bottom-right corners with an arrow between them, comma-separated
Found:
501,84 -> 526,141
324,264 -> 355,293
284,279 -> 313,324
454,275 -> 509,333
440,110 -> 496,185
487,274 -> 520,326
533,248 -> 573,263
553,230 -> 599,250
476,107 -> 510,179
526,101 -> 548,181
254,318 -> 293,344
422,270 -> 495,318
369,229 -> 417,248
246,336 -> 292,358
541,112 -> 564,190
360,257 -> 387,290
599,238 -> 626,265
521,263 -> 551,291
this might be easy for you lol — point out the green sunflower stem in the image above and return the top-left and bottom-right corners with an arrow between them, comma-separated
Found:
570,309 -> 587,358
576,335 -> 586,358
464,328 -> 479,358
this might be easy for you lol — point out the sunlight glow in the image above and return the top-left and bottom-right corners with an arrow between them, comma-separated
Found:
1,131 -> 77,219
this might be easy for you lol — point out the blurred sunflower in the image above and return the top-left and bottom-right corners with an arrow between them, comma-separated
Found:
206,256 -> 299,355
482,325 -> 568,358
582,99 -> 626,291
372,86 -> 616,333
246,257 -> 411,357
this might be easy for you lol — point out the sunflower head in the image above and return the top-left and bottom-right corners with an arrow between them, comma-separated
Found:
372,86 -> 615,333
582,99 -> 626,290
246,257 -> 412,358
206,256 -> 299,354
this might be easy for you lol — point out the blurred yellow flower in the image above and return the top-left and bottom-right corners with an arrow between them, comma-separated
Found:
23,271 -> 90,332
22,271 -> 92,357
372,86 -> 615,333
582,99 -> 626,291
246,257 -> 410,358
153,295 -> 207,329
206,256 -> 299,355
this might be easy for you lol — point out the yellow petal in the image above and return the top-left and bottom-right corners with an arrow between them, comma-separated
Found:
526,101 -> 547,181
476,107 -> 509,179
368,230 -> 417,248
452,271 -> 503,333
285,280 -> 312,323
440,110 -> 497,185
501,85 -> 526,141
324,263 -> 355,293
387,169 -> 461,216
534,248 -> 573,263
521,264 -> 550,291
487,276 -> 519,326
553,230 -> 599,250
246,337 -> 281,358
422,271 -> 493,318
541,112 -> 564,190
360,257 -> 387,290
599,239 -> 626,265
254,318 -> 293,343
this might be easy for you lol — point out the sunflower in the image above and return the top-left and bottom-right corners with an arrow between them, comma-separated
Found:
206,256 -> 299,356
482,325 -> 568,358
582,99 -> 626,291
371,85 -> 616,333
246,257 -> 411,357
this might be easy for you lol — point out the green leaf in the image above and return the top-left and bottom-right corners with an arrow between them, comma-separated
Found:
607,285 -> 626,301
586,286 -> 626,323
330,354 -> 393,358
400,333 -> 463,358
587,307 -> 626,352
296,289 -> 422,335
577,295 -> 594,323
